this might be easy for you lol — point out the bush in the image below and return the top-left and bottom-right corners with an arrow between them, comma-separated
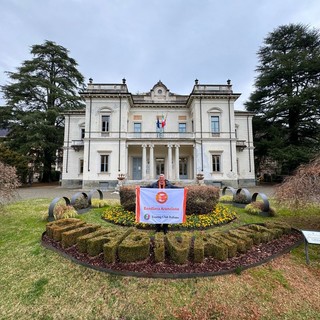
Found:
119,186 -> 136,212
234,193 -> 250,204
0,161 -> 21,205
244,202 -> 277,217
185,185 -> 220,215
73,196 -> 89,210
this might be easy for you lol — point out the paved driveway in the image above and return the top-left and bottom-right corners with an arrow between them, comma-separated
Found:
14,183 -> 277,201
14,184 -> 120,201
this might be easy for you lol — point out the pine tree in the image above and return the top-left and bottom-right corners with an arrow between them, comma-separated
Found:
245,24 -> 320,174
1,40 -> 85,181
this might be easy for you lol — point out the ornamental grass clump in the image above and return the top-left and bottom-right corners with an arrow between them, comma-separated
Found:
219,195 -> 233,203
73,196 -> 89,210
90,199 -> 111,208
234,193 -> 250,204
244,202 -> 277,217
54,204 -> 78,220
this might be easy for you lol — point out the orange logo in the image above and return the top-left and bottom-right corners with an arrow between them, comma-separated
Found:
156,191 -> 168,204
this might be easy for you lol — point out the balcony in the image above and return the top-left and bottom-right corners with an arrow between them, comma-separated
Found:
236,140 -> 247,151
125,132 -> 195,140
71,140 -> 84,151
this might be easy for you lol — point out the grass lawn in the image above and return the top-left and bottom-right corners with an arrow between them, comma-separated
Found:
1,198 -> 320,320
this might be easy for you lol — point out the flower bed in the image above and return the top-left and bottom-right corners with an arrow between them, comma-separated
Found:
102,203 -> 237,229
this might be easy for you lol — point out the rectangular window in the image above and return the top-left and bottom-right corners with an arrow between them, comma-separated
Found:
134,123 -> 141,132
179,123 -> 186,133
102,115 -> 110,132
211,116 -> 220,134
212,155 -> 221,172
80,159 -> 84,174
100,155 -> 109,172
81,128 -> 85,139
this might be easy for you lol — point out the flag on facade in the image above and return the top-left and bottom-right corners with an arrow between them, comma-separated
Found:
156,117 -> 161,129
161,114 -> 166,128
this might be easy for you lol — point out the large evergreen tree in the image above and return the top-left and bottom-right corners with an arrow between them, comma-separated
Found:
245,24 -> 320,174
1,40 -> 85,181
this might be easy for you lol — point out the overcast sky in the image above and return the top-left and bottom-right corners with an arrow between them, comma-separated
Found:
1,0 -> 320,109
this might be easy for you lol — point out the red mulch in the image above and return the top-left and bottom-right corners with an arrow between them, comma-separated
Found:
42,230 -> 303,278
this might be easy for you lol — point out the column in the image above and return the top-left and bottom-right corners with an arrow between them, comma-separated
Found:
175,144 -> 180,180
142,144 -> 147,180
167,144 -> 172,180
149,144 -> 154,180
193,143 -> 197,179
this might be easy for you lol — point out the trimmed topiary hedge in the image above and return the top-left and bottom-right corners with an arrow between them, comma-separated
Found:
45,219 -> 294,265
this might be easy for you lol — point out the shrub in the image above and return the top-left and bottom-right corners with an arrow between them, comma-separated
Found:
0,161 -> 21,205
185,185 -> 220,215
119,186 -> 136,212
244,202 -> 277,217
234,193 -> 250,204
73,196 -> 89,210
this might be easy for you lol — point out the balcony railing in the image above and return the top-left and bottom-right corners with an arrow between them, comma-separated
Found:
193,85 -> 232,94
236,140 -> 247,150
71,140 -> 84,151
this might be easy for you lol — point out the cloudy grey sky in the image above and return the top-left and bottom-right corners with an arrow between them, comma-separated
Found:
1,0 -> 320,109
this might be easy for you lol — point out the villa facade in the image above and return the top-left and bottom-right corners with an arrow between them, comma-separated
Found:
61,79 -> 255,189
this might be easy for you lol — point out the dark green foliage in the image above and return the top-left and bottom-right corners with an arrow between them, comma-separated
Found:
245,24 -> 320,174
0,143 -> 28,183
1,40 -> 85,182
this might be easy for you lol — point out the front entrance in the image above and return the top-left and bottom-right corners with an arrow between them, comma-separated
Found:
156,158 -> 165,177
132,157 -> 142,180
179,157 -> 188,179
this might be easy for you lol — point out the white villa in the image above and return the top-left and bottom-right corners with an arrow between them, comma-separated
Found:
61,79 -> 255,189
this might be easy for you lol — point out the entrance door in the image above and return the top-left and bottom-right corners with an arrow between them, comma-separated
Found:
132,157 -> 142,180
179,157 -> 188,179
156,158 -> 165,177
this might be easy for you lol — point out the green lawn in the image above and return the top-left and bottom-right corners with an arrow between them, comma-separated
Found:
1,198 -> 320,320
